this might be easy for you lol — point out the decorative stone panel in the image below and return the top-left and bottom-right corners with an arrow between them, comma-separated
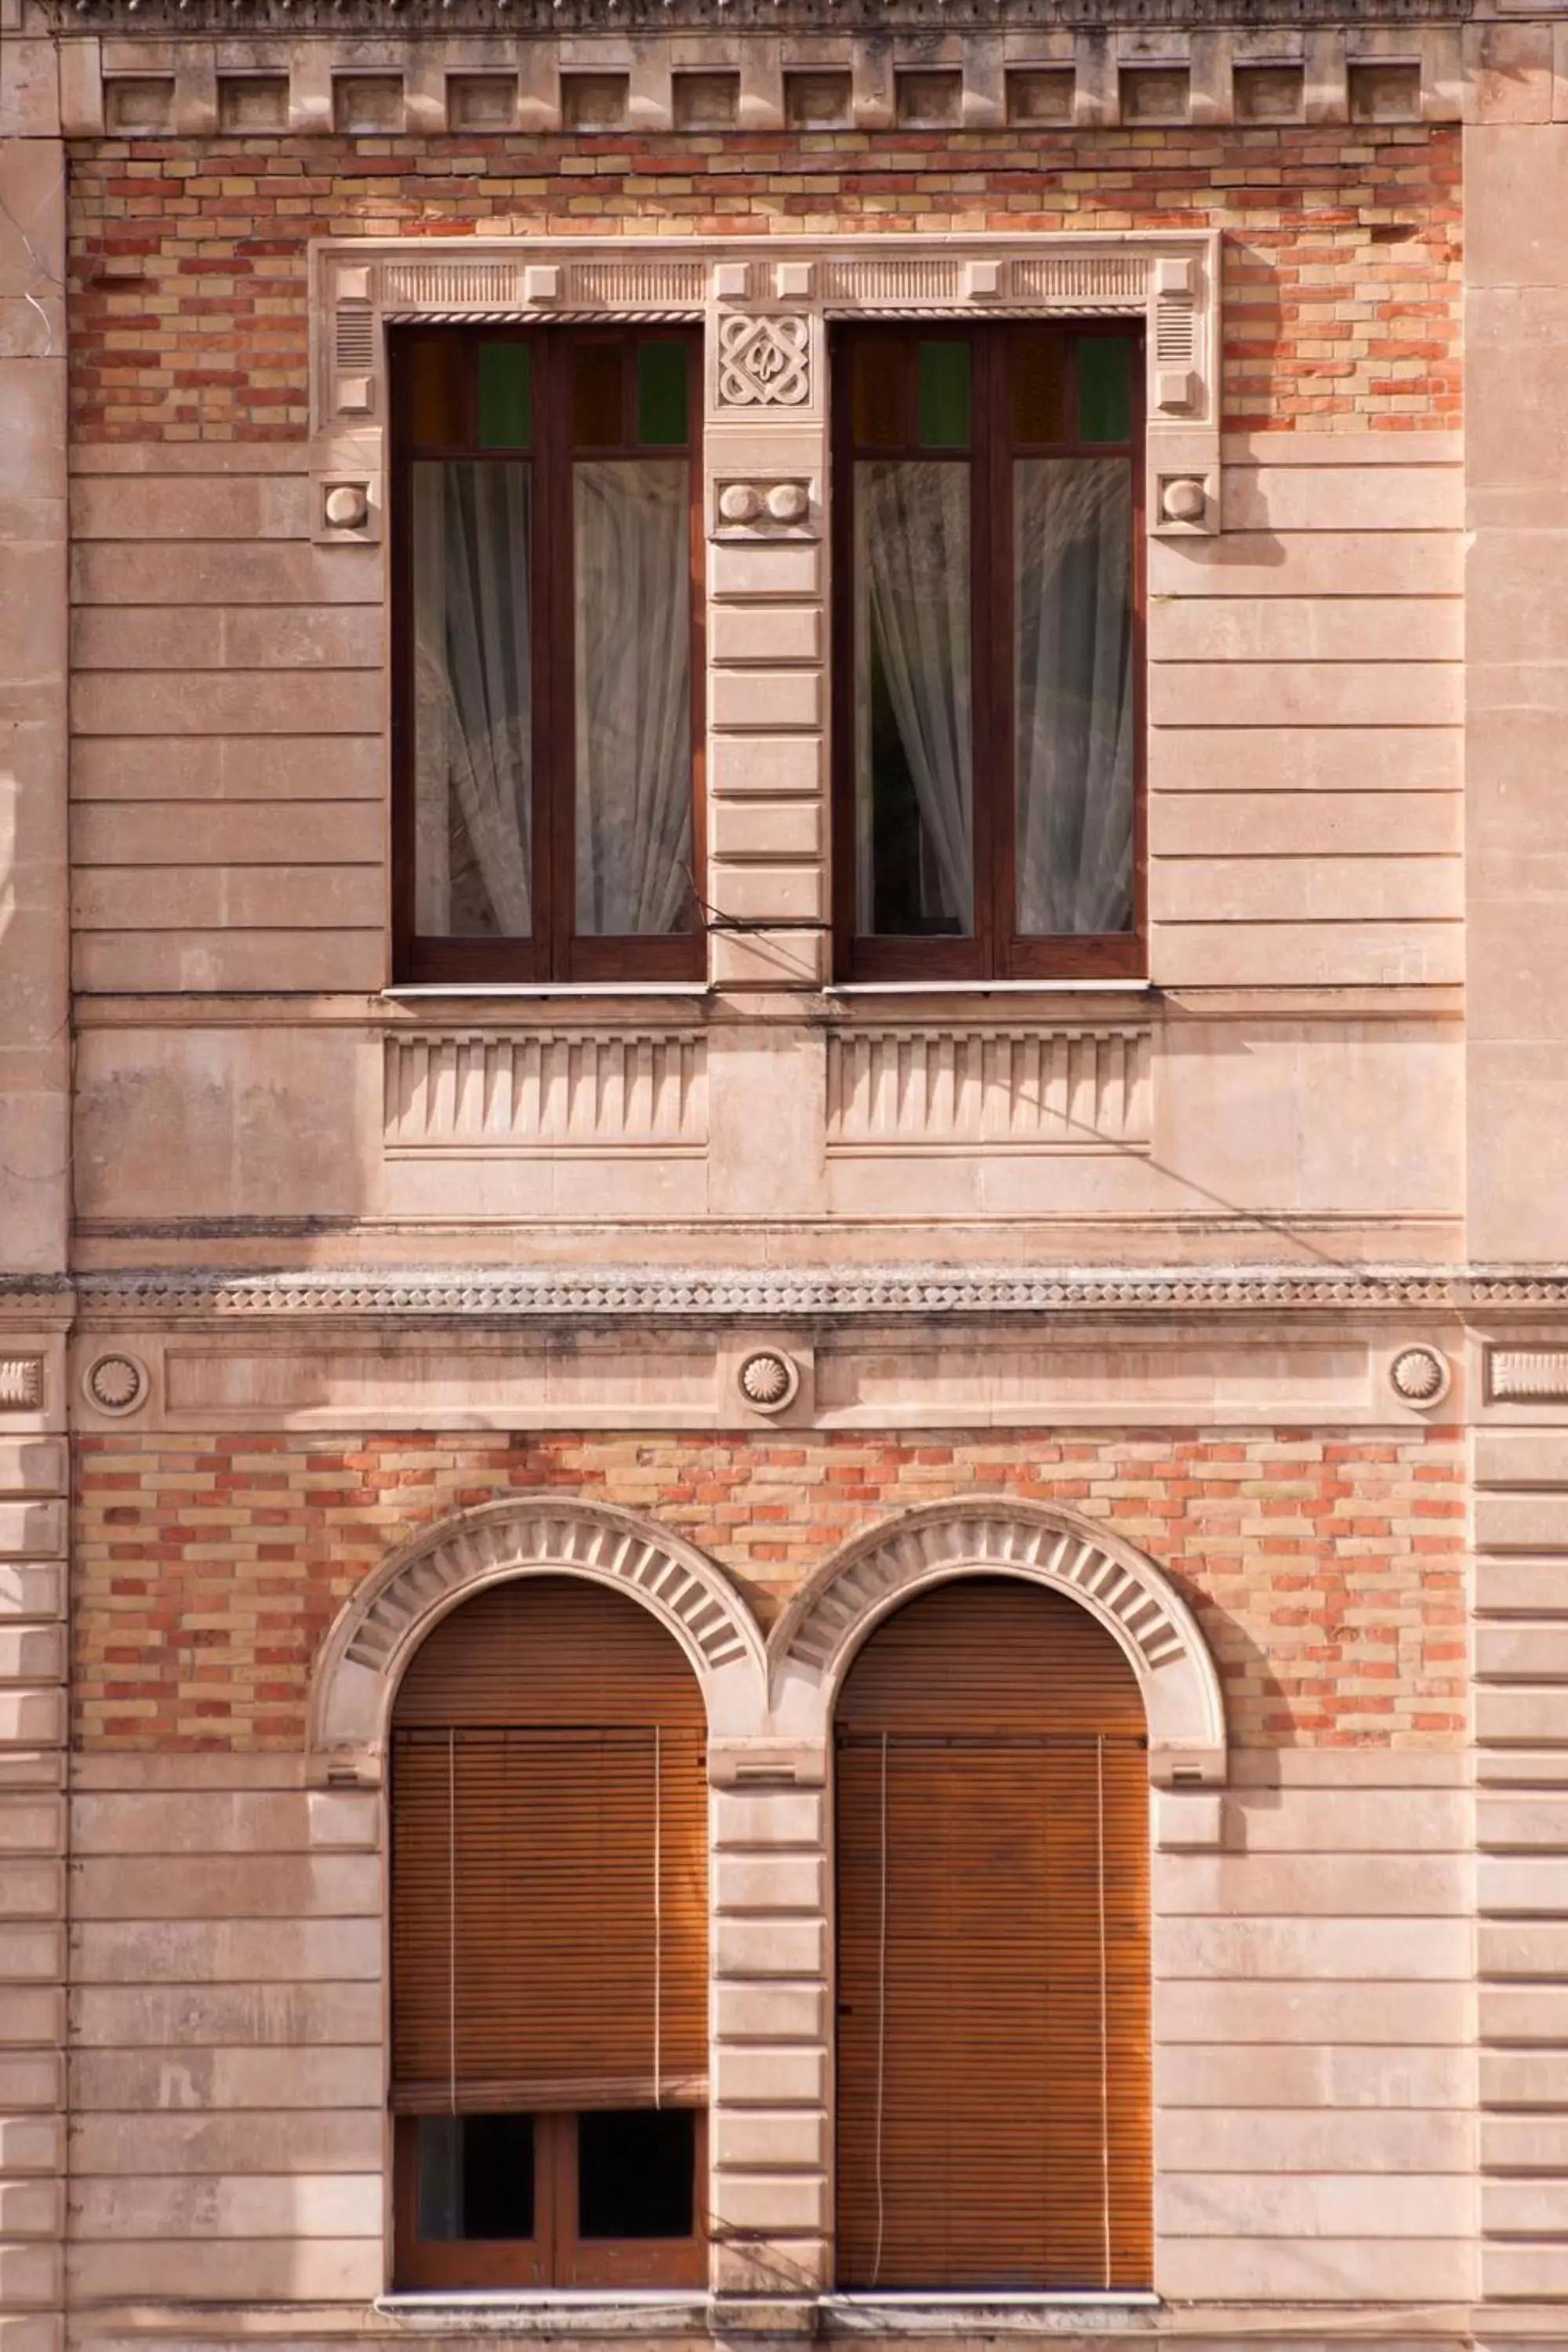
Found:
826,1025 -> 1152,1153
384,1030 -> 708,1154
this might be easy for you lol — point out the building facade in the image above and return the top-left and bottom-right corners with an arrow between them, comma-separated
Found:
5,0 -> 1568,2342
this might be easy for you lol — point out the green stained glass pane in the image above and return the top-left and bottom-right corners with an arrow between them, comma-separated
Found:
1077,337 -> 1133,443
917,339 -> 971,449
637,340 -> 689,446
477,343 -> 532,449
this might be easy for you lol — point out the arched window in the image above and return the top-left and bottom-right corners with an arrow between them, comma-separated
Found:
833,1576 -> 1151,2292
390,1574 -> 708,2289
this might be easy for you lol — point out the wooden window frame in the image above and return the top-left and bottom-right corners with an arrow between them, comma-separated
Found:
390,324 -> 707,986
393,2110 -> 709,2292
830,320 -> 1147,985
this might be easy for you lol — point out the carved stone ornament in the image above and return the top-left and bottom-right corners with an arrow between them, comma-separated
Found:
83,1352 -> 149,1417
717,315 -> 811,408
737,1350 -> 800,1413
1388,1345 -> 1450,1407
0,1359 -> 44,1410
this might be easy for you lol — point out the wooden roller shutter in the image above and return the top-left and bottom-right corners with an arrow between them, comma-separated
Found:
391,1576 -> 707,2113
834,1576 -> 1150,2292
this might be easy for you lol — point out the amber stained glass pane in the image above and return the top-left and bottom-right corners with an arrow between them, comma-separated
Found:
852,337 -> 906,448
409,335 -> 466,447
1010,332 -> 1069,445
573,340 -> 624,448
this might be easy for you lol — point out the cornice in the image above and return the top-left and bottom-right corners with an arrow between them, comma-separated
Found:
9,1263 -> 1568,1321
47,0 -> 1474,28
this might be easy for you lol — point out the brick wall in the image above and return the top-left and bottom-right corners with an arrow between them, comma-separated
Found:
74,1426 -> 1467,1751
67,122 -> 1461,440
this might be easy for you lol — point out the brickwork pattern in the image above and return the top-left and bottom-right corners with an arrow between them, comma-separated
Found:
66,124 -> 1461,440
74,1427 -> 1467,1750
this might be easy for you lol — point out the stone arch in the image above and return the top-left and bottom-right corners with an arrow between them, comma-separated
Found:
768,1497 -> 1226,1784
307,1496 -> 767,1784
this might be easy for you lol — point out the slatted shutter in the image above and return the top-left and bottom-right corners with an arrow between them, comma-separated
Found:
391,1575 -> 708,2113
834,1576 -> 1151,2292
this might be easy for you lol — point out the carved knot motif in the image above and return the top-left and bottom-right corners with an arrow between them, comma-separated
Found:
717,315 -> 811,408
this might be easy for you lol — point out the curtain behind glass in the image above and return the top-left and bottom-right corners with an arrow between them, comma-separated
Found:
853,460 -> 974,937
412,463 -> 533,938
1014,458 -> 1134,936
573,459 -> 692,938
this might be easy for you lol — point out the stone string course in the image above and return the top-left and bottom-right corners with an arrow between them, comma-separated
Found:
67,122 -> 1461,439
74,1428 -> 1467,1752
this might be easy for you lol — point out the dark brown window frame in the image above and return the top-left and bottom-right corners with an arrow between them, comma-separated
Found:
390,324 -> 708,986
393,2109 -> 709,2291
830,320 -> 1147,985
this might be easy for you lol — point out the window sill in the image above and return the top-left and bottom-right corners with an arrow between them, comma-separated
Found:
374,2291 -> 1160,2336
383,985 -> 714,1001
822,982 -> 1156,997
376,2291 -> 710,2333
822,2293 -> 1160,2326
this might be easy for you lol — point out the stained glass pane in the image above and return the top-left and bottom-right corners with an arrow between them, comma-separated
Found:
637,340 -> 689,447
1077,338 -> 1133,444
408,334 -> 466,446
852,337 -> 906,448
1011,332 -> 1069,444
916,339 -> 971,451
477,343 -> 532,450
573,340 -> 624,448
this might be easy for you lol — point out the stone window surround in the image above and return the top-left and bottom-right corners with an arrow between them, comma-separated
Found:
315,230 -> 1217,993
309,1493 -> 1224,2318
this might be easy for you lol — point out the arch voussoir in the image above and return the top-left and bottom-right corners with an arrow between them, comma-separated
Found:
307,1495 -> 766,1784
768,1495 -> 1226,1786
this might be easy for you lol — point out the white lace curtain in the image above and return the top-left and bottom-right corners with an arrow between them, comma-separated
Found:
573,459 -> 693,938
412,462 -> 533,938
1014,457 -> 1134,935
853,459 -> 975,935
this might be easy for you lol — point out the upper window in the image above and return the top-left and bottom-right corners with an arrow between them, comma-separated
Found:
392,327 -> 704,984
833,324 -> 1143,982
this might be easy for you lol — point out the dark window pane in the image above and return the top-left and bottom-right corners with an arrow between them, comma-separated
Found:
578,2109 -> 695,2240
637,340 -> 689,448
1010,331 -> 1069,445
574,340 -> 625,448
1077,337 -> 1133,443
411,461 -> 533,939
477,343 -> 532,450
409,335 -> 466,447
852,459 -> 973,938
574,460 -> 693,936
916,339 -> 971,450
1014,457 -> 1134,936
851,336 -> 906,448
417,2114 -> 535,2241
